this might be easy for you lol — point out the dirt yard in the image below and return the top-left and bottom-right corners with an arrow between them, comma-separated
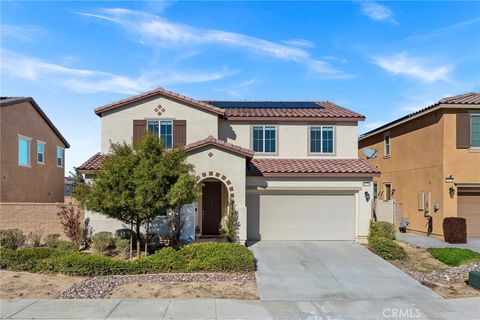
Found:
0,270 -> 87,299
391,242 -> 480,299
106,280 -> 259,299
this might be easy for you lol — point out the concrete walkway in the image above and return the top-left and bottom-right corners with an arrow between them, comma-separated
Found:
2,298 -> 479,319
250,241 -> 440,301
397,232 -> 480,252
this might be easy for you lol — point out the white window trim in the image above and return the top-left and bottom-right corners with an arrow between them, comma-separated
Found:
384,132 -> 391,157
251,125 -> 278,155
470,113 -> 480,149
308,125 -> 335,155
146,119 -> 174,148
17,134 -> 32,167
36,140 -> 46,164
56,146 -> 64,168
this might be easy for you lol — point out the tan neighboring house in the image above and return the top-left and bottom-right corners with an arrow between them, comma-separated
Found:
78,87 -> 379,243
0,97 -> 71,237
359,92 -> 480,239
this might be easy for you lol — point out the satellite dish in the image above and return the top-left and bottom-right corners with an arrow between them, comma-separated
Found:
362,148 -> 378,159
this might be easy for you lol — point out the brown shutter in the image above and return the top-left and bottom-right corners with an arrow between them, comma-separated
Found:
133,120 -> 146,145
456,113 -> 470,149
173,120 -> 186,146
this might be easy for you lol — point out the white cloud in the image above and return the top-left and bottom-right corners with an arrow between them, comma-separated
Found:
407,16 -> 480,40
282,38 -> 315,48
372,52 -> 452,82
1,24 -> 46,42
1,49 -> 234,94
359,1 -> 398,25
77,8 -> 350,79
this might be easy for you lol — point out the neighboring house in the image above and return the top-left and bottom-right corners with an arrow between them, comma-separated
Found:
64,177 -> 74,197
0,97 -> 70,203
359,93 -> 480,239
78,87 -> 379,242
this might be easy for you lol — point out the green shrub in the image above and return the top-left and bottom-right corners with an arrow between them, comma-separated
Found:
55,240 -> 77,251
44,234 -> 61,248
0,229 -> 26,250
0,247 -> 61,271
92,232 -> 115,254
368,236 -> 407,260
427,248 -> 480,267
0,242 -> 254,276
369,221 -> 396,240
220,200 -> 240,243
115,228 -> 136,241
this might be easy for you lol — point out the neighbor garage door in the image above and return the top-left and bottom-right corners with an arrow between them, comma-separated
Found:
458,190 -> 480,238
257,193 -> 355,240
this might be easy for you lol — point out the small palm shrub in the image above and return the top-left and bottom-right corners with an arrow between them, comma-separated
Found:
220,200 -> 240,242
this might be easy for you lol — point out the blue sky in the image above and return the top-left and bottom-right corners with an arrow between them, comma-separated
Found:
2,1 -> 480,172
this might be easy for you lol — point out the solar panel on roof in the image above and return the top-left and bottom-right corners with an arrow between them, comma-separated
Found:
206,101 -> 321,109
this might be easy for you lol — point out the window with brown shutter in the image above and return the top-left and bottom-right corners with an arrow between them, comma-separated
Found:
456,113 -> 470,149
173,120 -> 186,146
132,120 -> 146,145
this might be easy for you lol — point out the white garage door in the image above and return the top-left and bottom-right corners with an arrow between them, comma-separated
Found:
258,193 -> 355,240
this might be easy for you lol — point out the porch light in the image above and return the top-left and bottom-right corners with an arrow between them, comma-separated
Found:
449,187 -> 455,197
445,175 -> 454,183
364,191 -> 371,202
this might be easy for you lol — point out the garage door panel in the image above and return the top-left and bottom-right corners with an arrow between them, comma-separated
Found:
458,191 -> 480,238
259,194 -> 355,240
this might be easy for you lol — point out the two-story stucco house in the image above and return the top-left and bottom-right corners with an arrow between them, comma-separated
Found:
78,87 -> 379,242
359,92 -> 480,239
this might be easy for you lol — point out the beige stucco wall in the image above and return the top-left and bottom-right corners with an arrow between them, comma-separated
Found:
187,146 -> 247,241
219,120 -> 358,158
442,109 -> 480,221
100,96 -> 219,153
246,177 -> 373,242
359,106 -> 480,238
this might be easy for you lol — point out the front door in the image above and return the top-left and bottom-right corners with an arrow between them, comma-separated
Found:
202,181 -> 222,235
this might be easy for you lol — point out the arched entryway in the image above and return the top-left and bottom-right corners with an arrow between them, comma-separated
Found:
196,172 -> 234,236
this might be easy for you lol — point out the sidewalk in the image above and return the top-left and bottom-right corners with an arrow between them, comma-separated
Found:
396,232 -> 480,252
2,297 -> 479,320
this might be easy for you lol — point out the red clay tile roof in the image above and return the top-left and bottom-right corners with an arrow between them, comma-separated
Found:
78,138 -> 254,172
247,158 -> 380,177
184,136 -> 254,158
94,87 -> 225,116
77,153 -> 107,172
204,100 -> 364,120
360,92 -> 480,140
1,97 -> 70,148
439,92 -> 480,104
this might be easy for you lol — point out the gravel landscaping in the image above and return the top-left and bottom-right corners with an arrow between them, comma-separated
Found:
58,272 -> 255,299
402,262 -> 480,283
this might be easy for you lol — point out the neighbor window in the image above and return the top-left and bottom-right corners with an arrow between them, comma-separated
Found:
471,114 -> 480,148
384,183 -> 392,201
310,126 -> 334,154
384,133 -> 391,156
18,135 -> 31,166
252,125 -> 276,153
56,147 -> 63,167
147,120 -> 173,148
37,141 -> 45,164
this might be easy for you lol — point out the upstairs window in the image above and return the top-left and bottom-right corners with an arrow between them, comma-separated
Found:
37,141 -> 45,164
56,147 -> 63,167
147,120 -> 173,148
471,114 -> 480,148
310,126 -> 334,154
384,133 -> 391,157
252,125 -> 276,153
18,135 -> 31,166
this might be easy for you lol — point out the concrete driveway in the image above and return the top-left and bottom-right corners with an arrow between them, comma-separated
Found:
250,241 -> 441,301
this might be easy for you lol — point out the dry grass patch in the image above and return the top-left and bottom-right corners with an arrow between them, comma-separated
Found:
106,280 -> 259,299
0,270 -> 87,299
